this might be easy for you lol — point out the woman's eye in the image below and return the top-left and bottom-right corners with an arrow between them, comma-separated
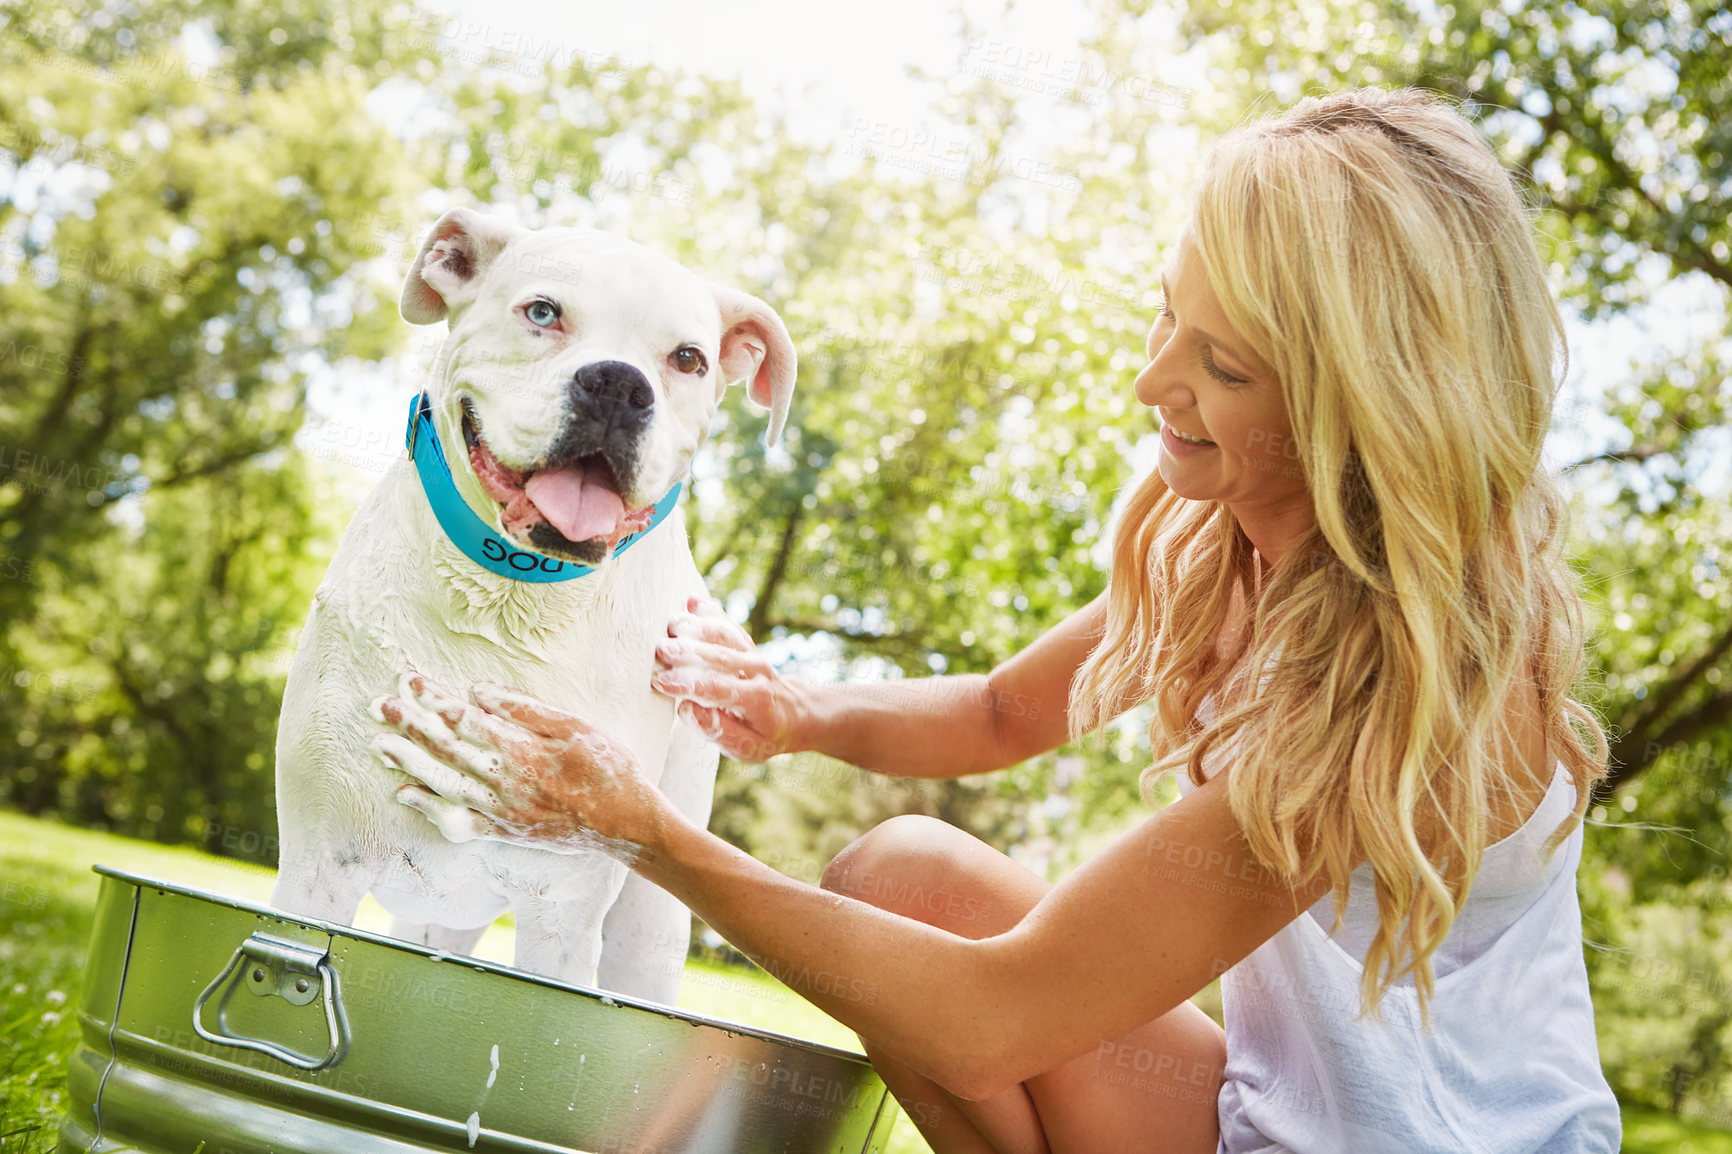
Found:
526,300 -> 559,328
672,347 -> 707,374
1201,348 -> 1248,385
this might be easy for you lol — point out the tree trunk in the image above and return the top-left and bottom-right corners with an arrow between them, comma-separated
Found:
747,504 -> 801,639
1594,618 -> 1732,804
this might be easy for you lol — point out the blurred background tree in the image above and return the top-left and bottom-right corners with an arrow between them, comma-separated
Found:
0,0 -> 1727,1132
0,0 -> 420,850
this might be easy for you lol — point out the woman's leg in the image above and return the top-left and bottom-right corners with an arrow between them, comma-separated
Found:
821,815 -> 1226,1154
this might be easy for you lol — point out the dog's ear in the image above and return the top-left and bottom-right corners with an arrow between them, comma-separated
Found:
400,209 -> 524,325
709,283 -> 797,448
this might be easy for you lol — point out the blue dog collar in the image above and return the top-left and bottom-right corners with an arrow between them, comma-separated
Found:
404,392 -> 681,583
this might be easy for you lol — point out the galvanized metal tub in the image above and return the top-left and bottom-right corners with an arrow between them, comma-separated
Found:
58,866 -> 901,1153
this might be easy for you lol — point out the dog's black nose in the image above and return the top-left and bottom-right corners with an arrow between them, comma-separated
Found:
571,360 -> 655,417
550,360 -> 652,498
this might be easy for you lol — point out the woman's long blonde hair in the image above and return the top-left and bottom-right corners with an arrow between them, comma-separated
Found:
1069,87 -> 1609,1022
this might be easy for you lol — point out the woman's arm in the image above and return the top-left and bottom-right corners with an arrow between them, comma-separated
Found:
373,675 -> 1334,1101
655,591 -> 1147,778
635,770 -> 1331,1099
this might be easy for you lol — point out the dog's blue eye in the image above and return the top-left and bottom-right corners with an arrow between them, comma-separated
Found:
526,300 -> 559,328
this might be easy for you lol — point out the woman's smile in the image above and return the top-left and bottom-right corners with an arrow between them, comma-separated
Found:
1163,423 -> 1217,452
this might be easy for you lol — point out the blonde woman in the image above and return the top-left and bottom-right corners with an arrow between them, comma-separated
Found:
374,87 -> 1623,1152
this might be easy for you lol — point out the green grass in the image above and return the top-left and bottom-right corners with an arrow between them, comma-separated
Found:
1622,1105 -> 1732,1154
5,809 -> 1729,1154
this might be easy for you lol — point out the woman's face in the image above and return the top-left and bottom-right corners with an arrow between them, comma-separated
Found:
1134,226 -> 1311,522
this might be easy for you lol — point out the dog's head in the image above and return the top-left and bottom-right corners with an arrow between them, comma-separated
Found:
399,208 -> 796,565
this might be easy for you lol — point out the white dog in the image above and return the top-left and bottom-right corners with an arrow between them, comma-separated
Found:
269,208 -> 794,1002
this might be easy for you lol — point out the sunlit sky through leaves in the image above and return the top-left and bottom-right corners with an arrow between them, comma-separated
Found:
284,0 -> 1730,555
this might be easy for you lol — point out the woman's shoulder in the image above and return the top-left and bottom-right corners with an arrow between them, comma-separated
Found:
1483,673 -> 1557,845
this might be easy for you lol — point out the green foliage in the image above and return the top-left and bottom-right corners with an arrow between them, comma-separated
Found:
6,459 -> 351,851
1,0 -> 433,84
1620,1104 -> 1732,1154
0,0 -> 420,845
1572,490 -> 1732,885
1585,873 -> 1732,1124
1168,0 -> 1732,311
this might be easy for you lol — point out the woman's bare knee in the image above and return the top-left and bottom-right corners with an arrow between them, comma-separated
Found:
821,814 -> 1046,938
821,815 -> 947,889
820,817 -> 1224,1150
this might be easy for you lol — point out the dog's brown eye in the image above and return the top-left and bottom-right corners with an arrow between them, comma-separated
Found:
672,347 -> 707,375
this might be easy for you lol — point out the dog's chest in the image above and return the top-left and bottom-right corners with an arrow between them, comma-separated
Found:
337,576 -> 666,730
304,473 -> 694,773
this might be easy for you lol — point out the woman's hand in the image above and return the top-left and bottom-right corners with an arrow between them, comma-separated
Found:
369,671 -> 668,863
652,596 -> 809,763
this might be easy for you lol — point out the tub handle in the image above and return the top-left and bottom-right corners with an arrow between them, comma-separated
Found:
192,932 -> 350,1071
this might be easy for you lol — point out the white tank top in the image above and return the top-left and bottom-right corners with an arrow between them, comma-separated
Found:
1174,693 -> 1622,1153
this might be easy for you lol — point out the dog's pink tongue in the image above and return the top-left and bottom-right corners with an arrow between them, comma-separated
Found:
524,464 -> 624,542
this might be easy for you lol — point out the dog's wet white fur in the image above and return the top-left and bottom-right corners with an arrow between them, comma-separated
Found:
270,208 -> 794,1000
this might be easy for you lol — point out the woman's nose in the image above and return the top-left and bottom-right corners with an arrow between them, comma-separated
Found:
1134,344 -> 1194,409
